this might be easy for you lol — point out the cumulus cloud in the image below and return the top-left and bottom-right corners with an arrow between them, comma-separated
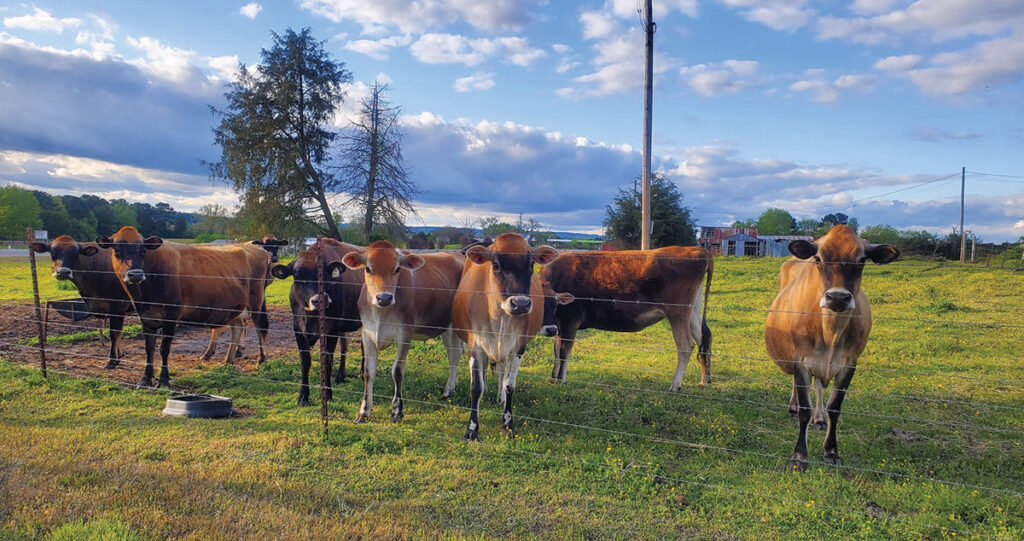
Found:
408,33 -> 545,66
343,34 -> 412,60
300,0 -> 536,34
239,3 -> 263,19
3,7 -> 81,33
559,29 -> 675,97
453,72 -> 496,92
876,35 -> 1024,95
679,59 -> 761,97
790,73 -> 876,102
719,0 -> 814,31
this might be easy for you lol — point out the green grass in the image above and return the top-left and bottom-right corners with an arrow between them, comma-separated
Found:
21,325 -> 143,347
1,258 -> 1023,539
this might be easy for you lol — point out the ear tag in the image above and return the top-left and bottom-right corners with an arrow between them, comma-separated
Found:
331,268 -> 341,279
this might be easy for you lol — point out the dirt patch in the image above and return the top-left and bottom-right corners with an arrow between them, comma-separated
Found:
0,301 -> 333,387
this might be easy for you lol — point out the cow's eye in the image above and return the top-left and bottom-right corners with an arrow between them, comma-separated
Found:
365,267 -> 373,275
812,255 -> 821,263
394,267 -> 400,275
858,257 -> 867,264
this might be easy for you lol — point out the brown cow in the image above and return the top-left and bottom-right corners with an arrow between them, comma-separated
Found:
452,233 -> 558,440
96,226 -> 269,388
539,246 -> 713,391
337,240 -> 465,422
766,225 -> 899,470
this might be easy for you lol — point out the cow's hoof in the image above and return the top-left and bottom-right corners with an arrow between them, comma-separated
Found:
201,354 -> 214,361
103,360 -> 120,370
500,425 -> 515,439
441,390 -> 453,400
667,386 -> 681,394
354,414 -> 369,424
390,411 -> 403,423
788,408 -> 798,419
823,453 -> 842,466
787,458 -> 808,472
297,395 -> 310,407
137,377 -> 153,389
235,349 -> 243,358
156,377 -> 170,389
463,428 -> 479,442
334,375 -> 346,385
813,420 -> 828,431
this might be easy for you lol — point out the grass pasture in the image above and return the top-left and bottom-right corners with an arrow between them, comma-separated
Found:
1,257 -> 1023,539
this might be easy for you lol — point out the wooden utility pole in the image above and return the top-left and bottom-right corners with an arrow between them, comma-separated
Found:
959,166 -> 966,263
640,0 -> 654,250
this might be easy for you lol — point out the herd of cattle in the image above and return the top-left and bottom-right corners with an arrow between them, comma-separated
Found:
29,225 -> 899,469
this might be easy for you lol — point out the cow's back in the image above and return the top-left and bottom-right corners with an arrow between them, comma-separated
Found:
75,244 -> 131,314
136,244 -> 253,325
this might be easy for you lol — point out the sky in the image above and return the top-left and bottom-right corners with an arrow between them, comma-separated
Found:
1,0 -> 1022,240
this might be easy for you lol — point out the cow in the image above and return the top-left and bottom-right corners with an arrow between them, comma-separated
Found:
95,226 -> 269,388
538,246 -> 713,392
765,225 -> 899,470
337,240 -> 465,422
270,238 -> 364,406
452,233 -> 559,440
250,234 -> 289,263
29,236 -> 132,369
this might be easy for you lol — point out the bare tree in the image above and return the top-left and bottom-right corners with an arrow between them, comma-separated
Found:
338,81 -> 420,243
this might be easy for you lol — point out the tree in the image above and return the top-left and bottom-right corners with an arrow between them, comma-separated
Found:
338,82 -> 419,243
756,208 -> 796,235
860,224 -> 900,245
194,203 -> 232,236
0,185 -> 43,239
406,232 -> 432,249
210,27 -> 352,239
794,218 -> 821,235
604,173 -> 696,248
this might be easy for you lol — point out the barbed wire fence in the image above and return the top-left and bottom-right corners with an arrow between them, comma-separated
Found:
3,233 -> 1023,537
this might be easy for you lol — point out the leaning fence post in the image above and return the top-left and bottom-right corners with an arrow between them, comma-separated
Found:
26,228 -> 47,378
316,236 -> 329,438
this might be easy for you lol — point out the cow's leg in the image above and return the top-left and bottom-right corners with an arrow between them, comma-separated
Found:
97,318 -> 108,346
788,363 -> 812,471
222,320 -> 244,365
157,321 -> 176,388
464,348 -> 485,441
334,336 -> 348,384
323,329 -> 339,402
823,365 -> 856,466
254,300 -> 269,366
139,322 -> 159,388
201,328 -> 222,361
390,339 -> 411,422
668,316 -> 697,392
440,328 -> 461,399
501,352 -> 523,437
551,323 -> 579,384
788,381 -> 798,418
812,378 -> 827,430
104,314 -> 125,369
689,287 -> 712,386
295,330 -> 313,406
355,333 -> 379,423
494,357 -> 507,404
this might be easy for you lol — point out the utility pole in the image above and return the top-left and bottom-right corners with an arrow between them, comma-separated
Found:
959,166 -> 966,263
640,0 -> 654,250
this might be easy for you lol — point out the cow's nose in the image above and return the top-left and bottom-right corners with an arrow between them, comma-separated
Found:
823,289 -> 853,311
54,267 -> 72,280
826,290 -> 852,304
308,293 -> 331,310
270,255 -> 279,263
508,296 -> 532,315
124,269 -> 145,284
375,292 -> 394,307
540,325 -> 558,337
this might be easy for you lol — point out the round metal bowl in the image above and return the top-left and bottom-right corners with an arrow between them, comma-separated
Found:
50,298 -> 92,322
162,394 -> 234,418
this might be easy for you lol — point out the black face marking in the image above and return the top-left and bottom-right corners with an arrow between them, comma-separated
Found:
492,251 -> 533,300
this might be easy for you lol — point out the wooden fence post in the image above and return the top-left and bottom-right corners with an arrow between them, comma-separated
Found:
316,236 -> 329,438
26,228 -> 47,377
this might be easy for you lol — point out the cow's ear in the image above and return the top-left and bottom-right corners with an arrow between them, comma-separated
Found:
271,263 -> 292,279
556,292 -> 575,305
866,244 -> 900,265
250,239 -> 263,246
341,251 -> 365,270
401,254 -> 425,271
29,243 -> 49,253
143,236 -> 163,250
80,246 -> 99,257
533,245 -> 559,266
275,239 -> 289,246
465,245 -> 492,265
95,236 -> 113,249
788,240 -> 817,260
325,261 -> 347,279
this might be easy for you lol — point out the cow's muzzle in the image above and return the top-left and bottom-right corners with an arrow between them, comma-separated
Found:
124,269 -> 146,285
503,295 -> 532,316
540,324 -> 558,337
820,288 -> 854,312
374,292 -> 394,307
306,293 -> 331,312
54,267 -> 73,280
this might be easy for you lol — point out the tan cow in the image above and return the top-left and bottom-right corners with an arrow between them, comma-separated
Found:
452,233 -> 559,440
766,225 -> 899,469
337,240 -> 466,422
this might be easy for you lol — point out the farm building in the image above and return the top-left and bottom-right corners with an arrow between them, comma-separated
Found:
757,235 -> 815,257
698,226 -> 813,257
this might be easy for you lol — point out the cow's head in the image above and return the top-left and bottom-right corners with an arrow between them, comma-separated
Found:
96,227 -> 163,285
788,225 -> 899,313
29,235 -> 99,281
539,280 -> 575,336
251,234 -> 288,263
465,233 -> 559,317
338,240 -> 423,308
271,240 -> 339,312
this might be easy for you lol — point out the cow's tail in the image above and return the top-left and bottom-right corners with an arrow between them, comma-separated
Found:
698,252 -> 713,384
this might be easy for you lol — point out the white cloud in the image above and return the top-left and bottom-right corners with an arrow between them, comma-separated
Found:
300,0 -> 535,34
551,43 -> 571,54
408,33 -> 545,66
879,35 -> 1024,95
679,59 -> 761,97
907,126 -> 983,142
790,73 -> 876,102
719,0 -> 814,31
580,11 -> 618,40
343,34 -> 412,60
239,3 -> 263,19
454,71 -> 496,92
3,7 -> 81,33
874,54 -> 922,72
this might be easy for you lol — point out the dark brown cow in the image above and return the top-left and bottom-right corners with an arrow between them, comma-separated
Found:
338,240 -> 466,422
251,234 -> 289,263
270,238 -> 364,405
96,226 -> 269,387
539,246 -> 713,391
452,233 -> 558,440
766,225 -> 899,470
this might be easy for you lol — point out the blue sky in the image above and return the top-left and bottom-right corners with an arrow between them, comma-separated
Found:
1,0 -> 1022,240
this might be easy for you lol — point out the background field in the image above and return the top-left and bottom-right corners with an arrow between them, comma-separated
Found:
1,257 -> 1023,539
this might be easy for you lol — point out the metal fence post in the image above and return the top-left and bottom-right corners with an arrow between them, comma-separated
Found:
316,236 -> 329,438
26,228 -> 47,377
